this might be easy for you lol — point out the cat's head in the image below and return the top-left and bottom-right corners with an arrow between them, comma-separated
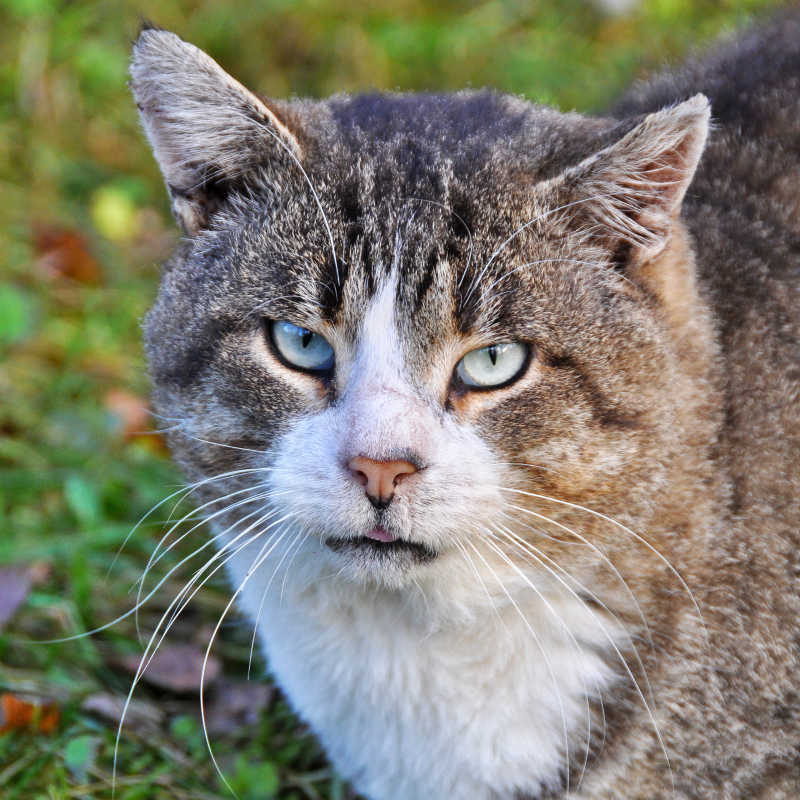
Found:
132,29 -> 717,603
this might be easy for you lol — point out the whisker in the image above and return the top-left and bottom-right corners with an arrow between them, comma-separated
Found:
156,507 -> 286,640
137,483 -> 273,592
497,512 -> 654,708
461,193 -> 621,309
199,520 -> 299,798
502,503 -> 653,650
464,536 -> 572,794
489,525 -> 616,782
402,195 -> 476,290
107,466 -> 278,575
112,511 -> 297,795
133,503 -> 274,646
247,524 -> 309,677
501,487 -> 706,641
36,490 -> 285,646
134,487 -> 286,639
138,486 -> 289,589
481,532 -> 596,787
487,523 -> 674,793
483,258 -> 608,296
452,539 -> 507,630
172,432 -> 271,455
243,111 -> 340,287
280,528 -> 310,605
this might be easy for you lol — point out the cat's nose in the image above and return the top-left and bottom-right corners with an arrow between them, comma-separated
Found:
347,456 -> 418,509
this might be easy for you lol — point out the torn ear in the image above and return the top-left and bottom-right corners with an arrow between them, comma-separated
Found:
130,28 -> 302,234
557,94 -> 710,264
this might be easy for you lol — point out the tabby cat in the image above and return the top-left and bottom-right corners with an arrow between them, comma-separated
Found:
130,13 -> 800,799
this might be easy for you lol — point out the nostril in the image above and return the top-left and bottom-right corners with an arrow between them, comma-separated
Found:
347,455 -> 419,507
393,470 -> 412,488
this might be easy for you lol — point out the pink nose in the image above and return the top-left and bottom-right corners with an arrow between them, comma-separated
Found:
348,456 -> 418,508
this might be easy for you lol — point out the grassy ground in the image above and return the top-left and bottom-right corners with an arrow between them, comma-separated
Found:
0,1 -> 785,797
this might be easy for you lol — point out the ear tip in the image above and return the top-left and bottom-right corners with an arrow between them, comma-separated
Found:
130,27 -> 197,96
670,93 -> 711,126
642,93 -> 711,136
683,93 -> 711,118
132,25 -> 184,58
138,19 -> 163,34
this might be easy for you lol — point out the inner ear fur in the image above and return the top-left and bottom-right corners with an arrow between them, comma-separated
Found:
554,94 -> 711,265
130,27 -> 302,234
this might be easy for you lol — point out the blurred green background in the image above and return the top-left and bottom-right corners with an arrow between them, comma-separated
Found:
0,1 -> 786,797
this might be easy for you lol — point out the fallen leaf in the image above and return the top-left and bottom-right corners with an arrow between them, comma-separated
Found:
104,389 -> 152,439
118,644 -> 222,693
82,692 -> 164,733
205,680 -> 274,736
0,693 -> 60,734
104,388 -> 168,452
33,224 -> 102,284
0,565 -> 33,631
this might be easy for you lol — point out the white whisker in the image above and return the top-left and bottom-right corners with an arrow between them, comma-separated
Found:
481,532 -> 595,787
487,522 -> 674,793
107,466 -> 278,576
497,511 -> 654,707
502,503 -> 653,650
243,111 -> 340,286
403,195 -> 476,290
501,487 -> 706,641
199,519 -> 299,798
112,510 -> 297,795
464,536 -> 572,794
461,193 -> 619,308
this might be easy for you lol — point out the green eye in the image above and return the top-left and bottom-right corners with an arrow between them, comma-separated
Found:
269,320 -> 334,373
455,342 -> 528,389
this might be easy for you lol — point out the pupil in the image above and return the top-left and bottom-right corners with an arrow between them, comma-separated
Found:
488,345 -> 497,366
301,331 -> 313,348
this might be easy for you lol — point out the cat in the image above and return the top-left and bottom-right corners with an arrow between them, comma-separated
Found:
130,12 -> 800,800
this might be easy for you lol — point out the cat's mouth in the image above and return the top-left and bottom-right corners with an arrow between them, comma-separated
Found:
325,528 -> 437,564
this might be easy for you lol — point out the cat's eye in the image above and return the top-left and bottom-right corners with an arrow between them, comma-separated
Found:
454,342 -> 529,390
268,320 -> 334,374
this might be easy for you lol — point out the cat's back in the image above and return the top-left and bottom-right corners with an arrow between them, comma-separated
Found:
614,11 -> 800,320
617,11 -> 800,519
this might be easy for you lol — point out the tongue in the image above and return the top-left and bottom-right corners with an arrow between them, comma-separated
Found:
365,527 -> 397,543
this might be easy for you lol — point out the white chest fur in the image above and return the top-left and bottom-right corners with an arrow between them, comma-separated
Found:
229,544 -> 622,800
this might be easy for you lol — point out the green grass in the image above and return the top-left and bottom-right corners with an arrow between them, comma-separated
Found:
0,0 -> 786,797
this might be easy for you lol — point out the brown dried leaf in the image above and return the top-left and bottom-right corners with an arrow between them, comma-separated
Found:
205,679 -> 274,735
104,389 -> 151,438
82,692 -> 164,733
0,565 -> 33,631
0,693 -> 60,734
119,644 -> 221,693
33,224 -> 102,284
103,388 -> 168,452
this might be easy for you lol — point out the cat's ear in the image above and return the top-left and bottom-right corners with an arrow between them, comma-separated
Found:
553,94 -> 710,263
130,27 -> 302,235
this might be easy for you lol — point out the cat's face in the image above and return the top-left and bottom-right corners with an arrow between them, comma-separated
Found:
135,30 -> 712,602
